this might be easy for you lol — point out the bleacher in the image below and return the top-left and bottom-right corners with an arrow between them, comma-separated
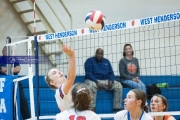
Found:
20,75 -> 180,120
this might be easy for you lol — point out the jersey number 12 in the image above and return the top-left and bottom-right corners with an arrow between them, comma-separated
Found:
69,115 -> 86,120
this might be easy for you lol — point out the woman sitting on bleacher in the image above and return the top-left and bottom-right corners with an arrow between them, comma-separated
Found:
150,94 -> 176,120
119,44 -> 146,93
55,83 -> 100,120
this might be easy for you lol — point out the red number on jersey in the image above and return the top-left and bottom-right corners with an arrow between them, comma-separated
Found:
69,115 -> 75,120
69,115 -> 86,120
77,116 -> 86,120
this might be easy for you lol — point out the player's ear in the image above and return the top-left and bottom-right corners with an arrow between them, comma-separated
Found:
162,104 -> 166,111
136,100 -> 142,106
50,80 -> 55,86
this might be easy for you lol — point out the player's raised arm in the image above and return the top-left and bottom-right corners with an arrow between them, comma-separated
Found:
62,44 -> 76,95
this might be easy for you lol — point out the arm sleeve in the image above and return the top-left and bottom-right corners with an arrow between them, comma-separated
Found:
108,60 -> 115,82
84,58 -> 97,83
136,58 -> 140,77
55,84 -> 68,111
59,85 -> 65,99
119,59 -> 132,80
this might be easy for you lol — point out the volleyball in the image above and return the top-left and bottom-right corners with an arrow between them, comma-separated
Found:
85,10 -> 106,30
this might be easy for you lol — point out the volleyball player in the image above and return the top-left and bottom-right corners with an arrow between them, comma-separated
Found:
150,94 -> 176,120
45,44 -> 76,112
114,89 -> 153,120
56,83 -> 100,120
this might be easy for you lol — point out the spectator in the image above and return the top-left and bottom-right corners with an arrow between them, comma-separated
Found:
0,46 -> 31,119
84,48 -> 123,112
114,89 -> 153,120
55,83 -> 101,120
150,94 -> 176,120
45,44 -> 76,112
119,44 -> 146,93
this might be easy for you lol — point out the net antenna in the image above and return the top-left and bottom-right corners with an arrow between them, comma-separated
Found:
5,36 -> 36,120
6,37 -> 12,75
6,37 -> 19,120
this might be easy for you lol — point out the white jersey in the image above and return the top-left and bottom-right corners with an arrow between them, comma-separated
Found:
56,108 -> 101,120
114,110 -> 153,120
55,84 -> 73,112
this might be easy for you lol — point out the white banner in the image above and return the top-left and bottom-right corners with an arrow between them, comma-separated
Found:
37,12 -> 180,42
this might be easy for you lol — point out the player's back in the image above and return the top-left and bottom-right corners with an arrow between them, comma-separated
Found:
55,108 -> 101,120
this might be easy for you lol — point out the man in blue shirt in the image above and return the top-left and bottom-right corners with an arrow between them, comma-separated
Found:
0,46 -> 31,119
84,48 -> 123,112
0,47 -> 20,75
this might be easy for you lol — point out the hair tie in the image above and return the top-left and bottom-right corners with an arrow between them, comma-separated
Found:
77,88 -> 85,93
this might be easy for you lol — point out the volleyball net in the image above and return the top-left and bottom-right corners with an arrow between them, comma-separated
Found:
5,11 -> 180,119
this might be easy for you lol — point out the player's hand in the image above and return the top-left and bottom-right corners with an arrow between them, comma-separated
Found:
1,67 -> 7,74
108,80 -> 113,89
96,82 -> 104,89
62,44 -> 74,56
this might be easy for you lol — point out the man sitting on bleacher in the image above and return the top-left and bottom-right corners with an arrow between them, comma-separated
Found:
84,48 -> 123,112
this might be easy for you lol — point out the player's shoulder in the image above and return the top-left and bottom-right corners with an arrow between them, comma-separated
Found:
55,110 -> 68,120
88,110 -> 99,116
143,112 -> 153,120
168,116 -> 176,120
115,110 -> 128,115
56,108 -> 74,119
83,110 -> 101,120
114,110 -> 128,119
